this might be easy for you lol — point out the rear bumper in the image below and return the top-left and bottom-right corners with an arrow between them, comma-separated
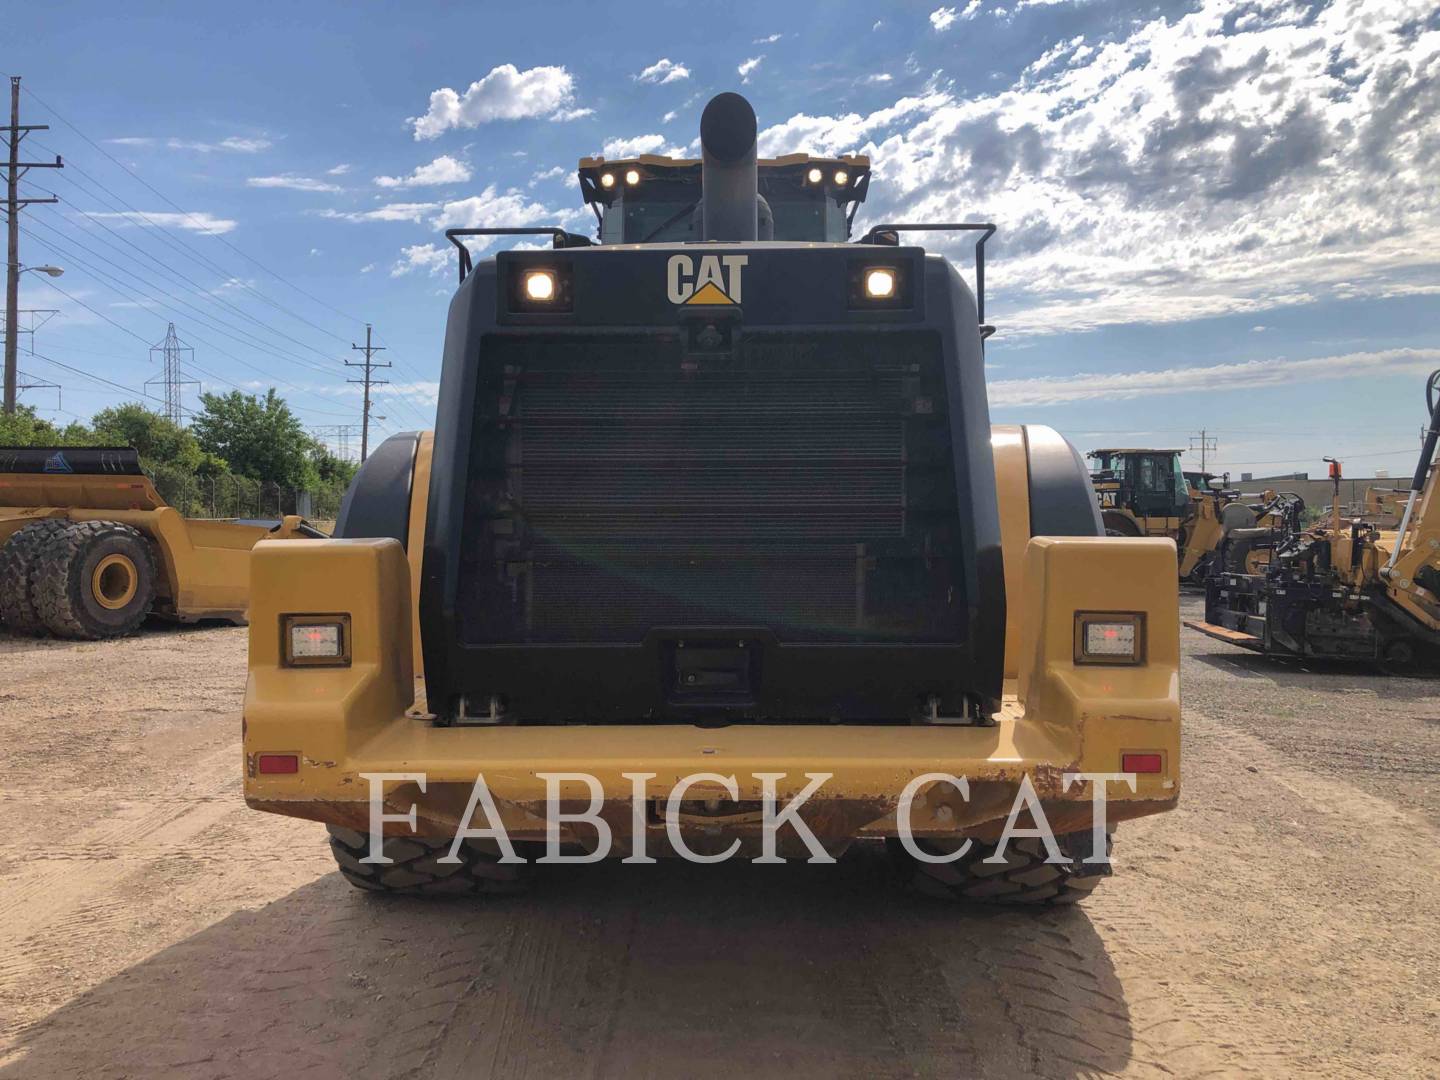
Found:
244,536 -> 1180,854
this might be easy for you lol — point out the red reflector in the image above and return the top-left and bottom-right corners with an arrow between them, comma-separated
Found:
1122,753 -> 1163,774
257,753 -> 299,775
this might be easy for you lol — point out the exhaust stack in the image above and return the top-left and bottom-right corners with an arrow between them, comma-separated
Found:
700,93 -> 758,242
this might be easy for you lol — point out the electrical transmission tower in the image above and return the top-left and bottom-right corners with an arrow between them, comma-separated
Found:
146,322 -> 199,424
4,75 -> 64,415
1189,429 -> 1218,475
311,424 -> 360,460
346,324 -> 389,461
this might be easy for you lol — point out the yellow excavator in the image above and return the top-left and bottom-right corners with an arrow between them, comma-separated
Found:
1188,370 -> 1440,674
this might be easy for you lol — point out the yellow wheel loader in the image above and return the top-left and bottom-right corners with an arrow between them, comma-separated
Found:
1189,372 -> 1440,674
0,446 -> 320,639
1089,448 -> 1303,582
243,93 -> 1180,905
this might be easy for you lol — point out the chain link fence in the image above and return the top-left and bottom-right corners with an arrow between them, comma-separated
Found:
150,467 -> 346,528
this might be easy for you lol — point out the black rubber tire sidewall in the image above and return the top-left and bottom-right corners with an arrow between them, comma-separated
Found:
35,521 -> 157,640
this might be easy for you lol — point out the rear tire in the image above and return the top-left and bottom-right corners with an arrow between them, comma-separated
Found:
32,520 -> 157,640
326,826 -> 532,896
1101,511 -> 1141,538
0,519 -> 70,635
889,833 -> 1111,906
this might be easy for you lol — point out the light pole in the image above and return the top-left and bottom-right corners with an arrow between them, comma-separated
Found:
4,263 -> 64,413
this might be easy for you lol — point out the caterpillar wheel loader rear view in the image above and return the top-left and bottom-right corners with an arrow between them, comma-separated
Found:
243,93 -> 1181,905
1188,371 -> 1440,674
0,446 -> 319,639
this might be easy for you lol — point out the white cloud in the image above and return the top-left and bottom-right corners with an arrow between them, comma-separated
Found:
374,155 -> 473,188
529,165 -> 568,187
217,136 -> 271,153
435,185 -> 554,232
309,247 -> 321,256
872,19 -> 885,30
989,349 -> 1440,407
662,110 -> 679,124
930,1 -> 980,29
411,64 -> 580,139
754,33 -> 782,44
105,135 -> 272,153
738,56 -> 764,83
635,58 -> 690,85
89,210 -> 237,235
391,243 -> 452,278
550,106 -> 595,122
246,175 -> 343,193
327,163 -> 352,175
359,263 -> 376,273
755,0 -> 1440,337
320,202 -> 437,223
865,73 -> 894,84
600,134 -> 675,158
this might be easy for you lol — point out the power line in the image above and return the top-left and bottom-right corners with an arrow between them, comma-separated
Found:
19,87 -> 369,337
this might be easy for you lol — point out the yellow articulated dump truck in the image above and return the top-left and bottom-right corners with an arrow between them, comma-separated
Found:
243,93 -> 1180,906
0,446 -> 320,639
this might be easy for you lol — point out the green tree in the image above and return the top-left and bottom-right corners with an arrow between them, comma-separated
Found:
0,405 -> 96,448
190,389 -> 319,488
91,403 -> 225,475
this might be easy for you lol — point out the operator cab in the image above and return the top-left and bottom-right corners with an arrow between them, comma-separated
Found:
1088,449 -> 1190,519
578,154 -> 871,244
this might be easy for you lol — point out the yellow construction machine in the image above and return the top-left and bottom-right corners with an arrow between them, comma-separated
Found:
0,446 -> 320,639
1088,448 -> 1303,582
242,93 -> 1180,905
1189,372 -> 1440,674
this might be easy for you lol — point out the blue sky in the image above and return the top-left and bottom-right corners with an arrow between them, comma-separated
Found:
8,0 -> 1439,479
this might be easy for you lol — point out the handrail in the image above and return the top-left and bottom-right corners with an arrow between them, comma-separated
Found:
444,227 -> 593,283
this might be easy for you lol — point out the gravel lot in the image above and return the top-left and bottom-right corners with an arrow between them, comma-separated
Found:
1,596 -> 1437,1078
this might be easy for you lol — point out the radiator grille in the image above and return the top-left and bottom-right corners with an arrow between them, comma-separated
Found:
458,333 -> 962,644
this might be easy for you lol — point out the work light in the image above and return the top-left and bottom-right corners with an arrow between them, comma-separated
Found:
834,169 -> 849,186
282,615 -> 351,667
1073,612 -> 1145,665
624,168 -> 641,186
806,166 -> 823,184
523,269 -> 557,301
600,172 -> 616,189
864,267 -> 896,299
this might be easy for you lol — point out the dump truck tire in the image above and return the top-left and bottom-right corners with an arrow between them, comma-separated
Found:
0,519 -> 70,634
326,826 -> 532,896
888,834 -> 1111,906
33,520 -> 157,640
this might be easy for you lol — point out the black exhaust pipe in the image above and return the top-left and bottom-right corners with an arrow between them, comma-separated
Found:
700,93 -> 758,242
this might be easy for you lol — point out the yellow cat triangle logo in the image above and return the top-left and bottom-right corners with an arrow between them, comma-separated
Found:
685,281 -> 735,305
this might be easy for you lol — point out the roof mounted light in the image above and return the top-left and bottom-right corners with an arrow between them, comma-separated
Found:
599,172 -> 616,189
834,169 -> 850,186
806,166 -> 824,184
624,168 -> 641,186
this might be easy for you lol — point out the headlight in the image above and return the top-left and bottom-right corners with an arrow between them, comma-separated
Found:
1073,612 -> 1145,665
864,268 -> 896,299
600,172 -> 616,189
806,166 -> 823,184
282,614 -> 351,667
624,168 -> 641,186
833,169 -> 849,186
523,269 -> 557,301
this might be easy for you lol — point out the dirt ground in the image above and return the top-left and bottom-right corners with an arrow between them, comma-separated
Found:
1,596 -> 1437,1079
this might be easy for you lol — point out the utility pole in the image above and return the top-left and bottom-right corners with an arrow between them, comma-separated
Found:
346,324 -> 388,461
4,75 -> 64,414
1189,429 -> 1218,475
